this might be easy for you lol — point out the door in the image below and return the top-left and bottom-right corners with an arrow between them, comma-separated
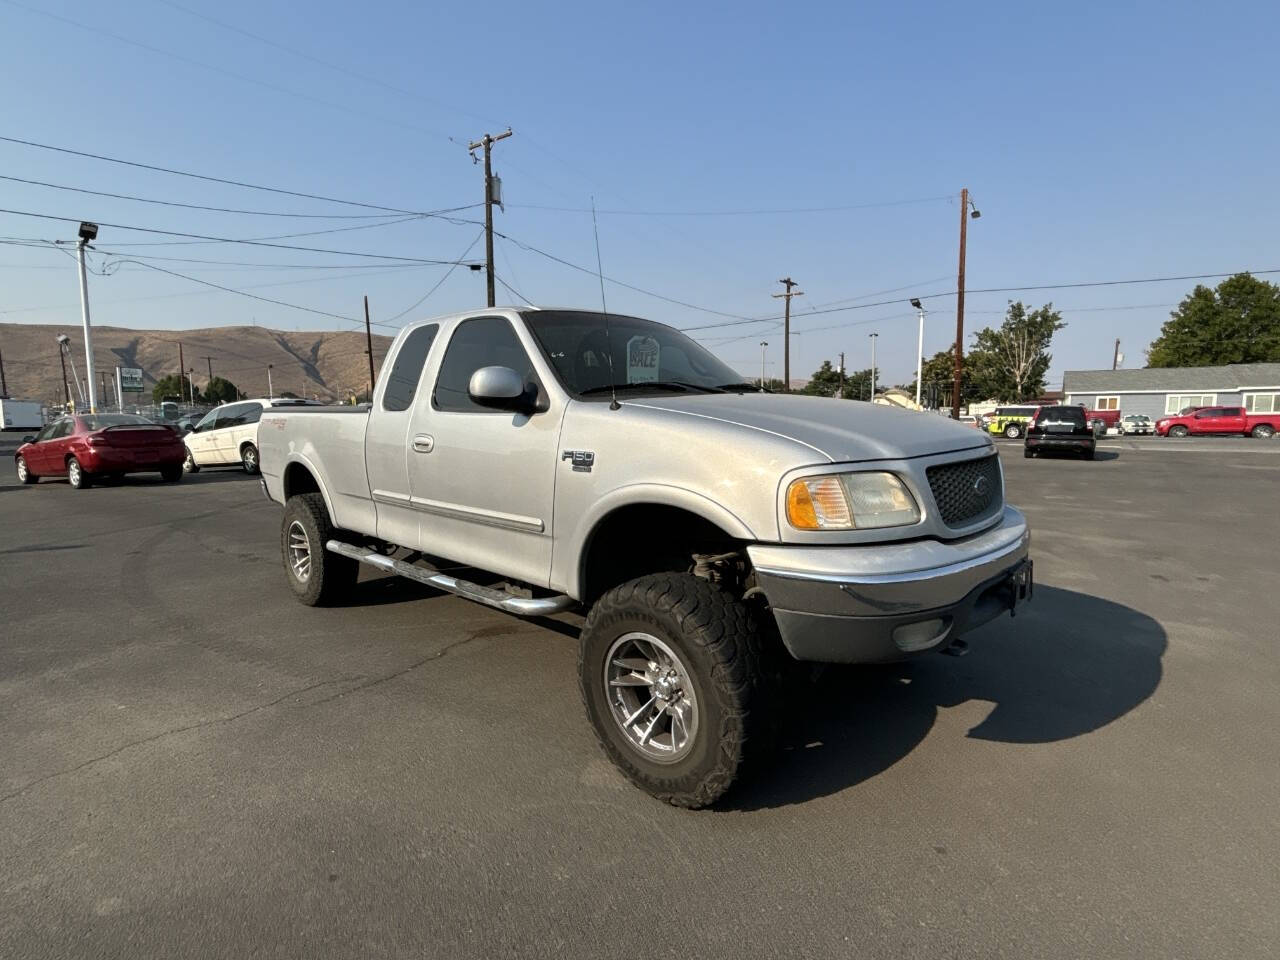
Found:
210,403 -> 249,463
408,315 -> 561,587
187,408 -> 219,464
365,322 -> 441,547
24,420 -> 62,472
229,402 -> 264,462
1218,407 -> 1246,434
1191,408 -> 1224,434
41,418 -> 77,474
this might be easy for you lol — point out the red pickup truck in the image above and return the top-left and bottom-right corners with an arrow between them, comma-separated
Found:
1155,405 -> 1278,438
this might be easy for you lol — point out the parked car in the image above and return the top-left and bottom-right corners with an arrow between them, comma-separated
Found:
1121,414 -> 1153,435
1084,407 -> 1122,430
1155,406 -> 1278,438
985,405 -> 1043,439
958,415 -> 980,428
1024,405 -> 1096,459
256,307 -> 1032,808
183,398 -> 317,475
14,414 -> 186,488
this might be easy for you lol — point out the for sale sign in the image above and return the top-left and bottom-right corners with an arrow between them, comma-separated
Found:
626,336 -> 659,383
118,367 -> 145,392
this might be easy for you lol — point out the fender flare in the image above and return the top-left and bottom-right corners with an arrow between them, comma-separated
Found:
281,453 -> 338,523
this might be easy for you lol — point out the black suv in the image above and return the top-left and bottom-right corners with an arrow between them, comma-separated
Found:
1024,405 -> 1096,459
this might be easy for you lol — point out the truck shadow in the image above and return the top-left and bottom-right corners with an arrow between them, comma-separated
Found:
725,585 -> 1165,811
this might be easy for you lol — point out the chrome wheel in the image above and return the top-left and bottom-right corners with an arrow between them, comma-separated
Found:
68,459 -> 82,487
16,457 -> 28,482
604,632 -> 699,763
242,444 -> 258,473
287,520 -> 312,582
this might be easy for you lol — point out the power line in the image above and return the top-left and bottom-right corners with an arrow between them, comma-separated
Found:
0,135 -> 463,217
383,230 -> 485,324
0,208 -> 478,263
96,215 -> 461,248
0,174 -> 419,219
505,195 -> 955,216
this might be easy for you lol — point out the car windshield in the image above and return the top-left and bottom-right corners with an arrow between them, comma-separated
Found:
523,310 -> 746,398
80,414 -> 157,430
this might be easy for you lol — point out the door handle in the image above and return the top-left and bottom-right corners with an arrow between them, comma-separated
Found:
412,434 -> 434,454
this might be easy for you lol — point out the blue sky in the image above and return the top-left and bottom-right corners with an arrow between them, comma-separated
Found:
2,0 -> 1277,387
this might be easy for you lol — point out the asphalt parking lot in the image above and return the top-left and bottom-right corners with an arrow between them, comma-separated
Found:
1,436 -> 1277,958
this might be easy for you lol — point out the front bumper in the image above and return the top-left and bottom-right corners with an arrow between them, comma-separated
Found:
748,505 -> 1031,664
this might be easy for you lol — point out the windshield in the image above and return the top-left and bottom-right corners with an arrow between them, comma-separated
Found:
81,414 -> 158,430
523,310 -> 745,398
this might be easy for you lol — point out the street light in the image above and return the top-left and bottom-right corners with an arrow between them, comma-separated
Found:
75,222 -> 100,412
267,363 -> 274,399
759,341 -> 769,391
910,298 -> 926,408
869,332 -> 878,402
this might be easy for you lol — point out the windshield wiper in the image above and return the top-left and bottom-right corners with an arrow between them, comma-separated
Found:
715,382 -> 764,392
579,380 -> 725,396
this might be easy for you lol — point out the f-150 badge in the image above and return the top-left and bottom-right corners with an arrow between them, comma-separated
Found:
562,450 -> 595,472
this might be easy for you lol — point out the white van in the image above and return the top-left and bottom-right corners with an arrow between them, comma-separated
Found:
183,398 -> 316,475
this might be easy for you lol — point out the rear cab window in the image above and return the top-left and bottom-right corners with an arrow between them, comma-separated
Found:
382,323 -> 440,412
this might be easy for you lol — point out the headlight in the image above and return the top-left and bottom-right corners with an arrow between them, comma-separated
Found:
786,472 -> 920,530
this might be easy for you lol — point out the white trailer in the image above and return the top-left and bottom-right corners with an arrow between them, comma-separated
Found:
0,399 -> 44,431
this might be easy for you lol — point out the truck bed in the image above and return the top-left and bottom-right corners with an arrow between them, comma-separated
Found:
258,406 -> 375,533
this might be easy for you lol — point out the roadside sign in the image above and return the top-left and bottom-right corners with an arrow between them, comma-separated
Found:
117,367 -> 145,393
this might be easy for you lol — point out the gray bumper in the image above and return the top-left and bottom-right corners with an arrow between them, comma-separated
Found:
748,506 -> 1031,664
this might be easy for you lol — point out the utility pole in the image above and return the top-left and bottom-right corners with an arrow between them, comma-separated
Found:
759,341 -> 769,390
953,189 -> 980,419
911,298 -> 926,409
468,129 -> 513,308
364,295 -> 377,397
201,356 -> 215,385
178,341 -> 186,402
838,352 -> 846,399
0,347 -> 7,398
75,223 -> 100,413
869,333 -> 878,401
772,278 -> 802,389
1112,338 -> 1121,370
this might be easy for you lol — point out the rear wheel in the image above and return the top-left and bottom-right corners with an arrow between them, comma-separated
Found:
1252,424 -> 1276,439
67,456 -> 91,489
1004,424 -> 1022,439
579,572 -> 763,809
1168,425 -> 1189,438
241,443 -> 259,475
15,455 -> 37,484
1083,448 -> 1096,460
1023,447 -> 1034,458
183,447 -> 200,473
281,493 -> 358,606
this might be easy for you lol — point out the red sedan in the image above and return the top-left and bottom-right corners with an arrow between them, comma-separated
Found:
15,414 -> 187,489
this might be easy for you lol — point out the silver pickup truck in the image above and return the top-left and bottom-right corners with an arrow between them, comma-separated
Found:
259,307 -> 1031,807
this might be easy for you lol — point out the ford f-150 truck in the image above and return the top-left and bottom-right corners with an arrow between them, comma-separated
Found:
258,307 -> 1032,807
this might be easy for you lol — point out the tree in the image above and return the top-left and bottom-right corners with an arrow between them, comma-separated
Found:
152,373 -> 200,404
905,349 -> 988,407
967,301 -> 1065,401
800,361 -> 873,399
1147,273 -> 1280,367
203,376 -> 241,404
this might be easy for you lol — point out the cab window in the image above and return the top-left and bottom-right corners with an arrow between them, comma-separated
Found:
433,316 -> 540,413
382,323 -> 440,412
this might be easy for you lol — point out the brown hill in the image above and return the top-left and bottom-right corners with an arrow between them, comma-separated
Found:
0,322 -> 394,407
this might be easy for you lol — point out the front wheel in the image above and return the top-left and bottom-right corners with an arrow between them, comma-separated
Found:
578,573 -> 763,809
1168,425 -> 1189,438
15,455 -> 38,484
183,447 -> 201,473
1252,424 -> 1276,439
281,493 -> 358,606
241,443 -> 259,475
67,456 -> 91,489
1004,424 -> 1022,439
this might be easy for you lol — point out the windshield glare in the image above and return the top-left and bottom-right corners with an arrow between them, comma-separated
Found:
523,310 -> 744,397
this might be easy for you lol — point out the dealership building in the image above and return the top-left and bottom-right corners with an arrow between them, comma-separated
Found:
1062,363 -> 1280,419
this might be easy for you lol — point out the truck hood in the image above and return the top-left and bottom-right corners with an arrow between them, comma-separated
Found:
625,392 -> 992,463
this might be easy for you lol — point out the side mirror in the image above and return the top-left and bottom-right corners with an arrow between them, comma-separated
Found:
468,365 -> 536,412
22,435 -> 35,443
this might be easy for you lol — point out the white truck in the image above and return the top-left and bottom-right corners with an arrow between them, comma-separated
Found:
258,307 -> 1032,807
0,399 -> 44,432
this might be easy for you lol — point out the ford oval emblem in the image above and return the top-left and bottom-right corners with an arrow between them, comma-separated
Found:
973,475 -> 989,496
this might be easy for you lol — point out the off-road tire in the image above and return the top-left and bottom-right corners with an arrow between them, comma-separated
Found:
160,464 -> 183,483
67,456 -> 91,489
1251,424 -> 1275,439
183,447 -> 200,473
1004,424 -> 1022,439
241,442 -> 260,475
16,455 -> 37,483
579,573 -> 765,809
1168,425 -> 1188,438
281,493 -> 358,606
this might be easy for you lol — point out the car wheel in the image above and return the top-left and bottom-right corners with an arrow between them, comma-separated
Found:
160,464 -> 183,483
15,455 -> 38,484
578,572 -> 765,809
1023,448 -> 1034,458
67,456 -> 91,489
1168,425 -> 1189,438
1004,424 -> 1022,439
241,443 -> 259,475
281,493 -> 358,606
1083,448 -> 1096,460
1252,424 -> 1276,439
183,447 -> 200,473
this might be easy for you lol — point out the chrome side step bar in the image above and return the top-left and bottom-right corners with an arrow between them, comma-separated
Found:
325,539 -> 575,617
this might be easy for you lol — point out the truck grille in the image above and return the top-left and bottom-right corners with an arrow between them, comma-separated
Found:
926,454 -> 1003,527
